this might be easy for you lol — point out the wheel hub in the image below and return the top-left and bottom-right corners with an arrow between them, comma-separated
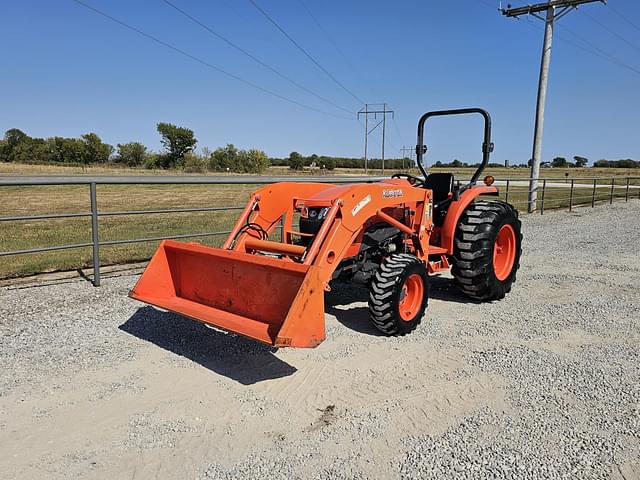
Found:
398,273 -> 424,321
493,224 -> 516,281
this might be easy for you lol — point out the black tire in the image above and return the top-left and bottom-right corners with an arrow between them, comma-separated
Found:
452,200 -> 522,301
368,254 -> 429,336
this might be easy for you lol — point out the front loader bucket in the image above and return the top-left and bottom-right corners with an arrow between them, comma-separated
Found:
129,240 -> 325,348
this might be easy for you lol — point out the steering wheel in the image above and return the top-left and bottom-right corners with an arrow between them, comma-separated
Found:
391,173 -> 425,187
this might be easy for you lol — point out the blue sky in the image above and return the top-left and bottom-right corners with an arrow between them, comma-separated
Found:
1,0 -> 639,165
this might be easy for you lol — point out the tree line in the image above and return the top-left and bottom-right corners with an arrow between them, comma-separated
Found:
272,152 -> 411,171
0,124 -> 269,174
544,156 -> 638,168
1,125 -> 637,172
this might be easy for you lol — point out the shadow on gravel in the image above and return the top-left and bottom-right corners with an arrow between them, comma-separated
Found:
325,283 -> 384,337
120,306 -> 297,385
324,276 -> 474,337
428,276 -> 477,304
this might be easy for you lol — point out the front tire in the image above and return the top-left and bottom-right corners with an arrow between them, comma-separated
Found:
368,254 -> 429,336
452,200 -> 522,301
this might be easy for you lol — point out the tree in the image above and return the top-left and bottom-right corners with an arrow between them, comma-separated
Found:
1,128 -> 29,162
182,152 -> 206,173
573,155 -> 588,168
307,153 -> 319,167
156,122 -> 197,168
82,133 -> 113,165
45,137 -> 86,164
240,149 -> 269,173
551,156 -> 568,168
116,142 -> 147,166
319,156 -> 336,170
12,137 -> 49,164
209,144 -> 238,171
451,159 -> 463,168
288,151 -> 304,170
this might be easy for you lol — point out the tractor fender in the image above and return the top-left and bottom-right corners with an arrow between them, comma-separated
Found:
441,185 -> 499,254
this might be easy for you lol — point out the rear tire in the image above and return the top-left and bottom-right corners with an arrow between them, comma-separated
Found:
452,200 -> 522,301
368,254 -> 429,336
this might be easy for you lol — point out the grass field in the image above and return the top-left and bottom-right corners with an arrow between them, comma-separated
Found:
2,160 -> 640,180
1,162 -> 639,279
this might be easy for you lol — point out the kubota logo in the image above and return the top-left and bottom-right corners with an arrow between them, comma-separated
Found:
383,189 -> 403,198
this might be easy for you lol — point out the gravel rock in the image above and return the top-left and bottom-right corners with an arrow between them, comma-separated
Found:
1,200 -> 639,479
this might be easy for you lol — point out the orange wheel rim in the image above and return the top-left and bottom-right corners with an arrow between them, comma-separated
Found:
398,273 -> 424,321
493,224 -> 516,281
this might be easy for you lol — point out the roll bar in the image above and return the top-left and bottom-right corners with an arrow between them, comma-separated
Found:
415,108 -> 494,185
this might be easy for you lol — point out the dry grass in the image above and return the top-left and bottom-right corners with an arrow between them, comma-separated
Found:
1,162 -> 639,279
3,161 -> 639,181
0,184 -> 254,278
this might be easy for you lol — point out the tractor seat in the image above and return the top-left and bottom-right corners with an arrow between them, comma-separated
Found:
424,173 -> 454,204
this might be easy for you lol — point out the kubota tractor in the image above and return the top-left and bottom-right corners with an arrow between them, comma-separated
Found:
130,108 -> 522,347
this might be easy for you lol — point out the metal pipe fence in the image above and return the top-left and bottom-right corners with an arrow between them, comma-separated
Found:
1,175 -> 638,286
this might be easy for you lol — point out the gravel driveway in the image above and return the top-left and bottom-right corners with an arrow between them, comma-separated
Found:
1,200 -> 639,480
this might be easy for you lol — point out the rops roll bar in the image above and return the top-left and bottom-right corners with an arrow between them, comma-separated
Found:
416,108 -> 494,185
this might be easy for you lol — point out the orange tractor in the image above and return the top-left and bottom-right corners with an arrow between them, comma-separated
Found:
130,108 -> 522,347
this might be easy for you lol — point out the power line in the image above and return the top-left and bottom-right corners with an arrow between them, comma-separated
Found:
248,0 -> 365,105
477,0 -> 500,10
392,116 -> 406,146
577,8 -> 640,52
296,0 -> 376,98
161,0 -> 355,115
517,7 -> 640,74
70,0 -> 353,120
476,0 -> 640,77
357,104 -> 394,174
556,22 -> 640,75
608,4 -> 640,33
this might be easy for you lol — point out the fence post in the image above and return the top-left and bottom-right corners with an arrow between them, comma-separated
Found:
505,179 -> 510,204
540,179 -> 546,215
625,178 -> 630,202
90,182 -> 101,287
610,178 -> 615,204
569,179 -> 574,212
592,178 -> 597,208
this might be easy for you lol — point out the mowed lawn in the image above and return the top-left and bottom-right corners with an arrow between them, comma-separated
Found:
1,162 -> 639,279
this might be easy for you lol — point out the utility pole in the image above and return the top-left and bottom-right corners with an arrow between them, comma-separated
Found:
358,103 -> 394,175
501,0 -> 605,212
363,104 -> 368,174
382,103 -> 387,175
400,146 -> 414,170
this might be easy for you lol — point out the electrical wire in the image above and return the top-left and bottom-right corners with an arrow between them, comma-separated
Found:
161,0 -> 356,116
607,4 -> 640,34
476,0 -> 640,78
555,22 -> 640,76
295,0 -> 377,99
392,116 -> 406,146
577,7 -> 640,52
247,0 -> 365,105
71,0 -> 354,120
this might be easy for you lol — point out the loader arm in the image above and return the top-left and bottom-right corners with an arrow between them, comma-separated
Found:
226,180 -> 433,288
